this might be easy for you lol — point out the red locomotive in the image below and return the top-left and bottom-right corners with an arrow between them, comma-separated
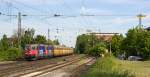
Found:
24,44 -> 73,60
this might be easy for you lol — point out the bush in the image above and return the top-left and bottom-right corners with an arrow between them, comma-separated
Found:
0,47 -> 23,61
89,42 -> 107,56
7,47 -> 23,60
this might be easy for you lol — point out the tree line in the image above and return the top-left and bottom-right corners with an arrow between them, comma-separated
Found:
75,34 -> 108,56
76,26 -> 150,59
0,28 -> 59,61
112,27 -> 150,59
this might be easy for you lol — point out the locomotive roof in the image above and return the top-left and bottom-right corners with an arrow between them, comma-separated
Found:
25,44 -> 72,49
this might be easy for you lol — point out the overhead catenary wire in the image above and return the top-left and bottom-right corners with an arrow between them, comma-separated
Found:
0,2 -> 148,31
9,0 -> 50,14
0,0 -> 145,46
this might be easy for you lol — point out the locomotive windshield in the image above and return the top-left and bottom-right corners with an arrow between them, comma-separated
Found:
48,46 -> 53,50
32,46 -> 36,50
25,45 -> 30,50
39,46 -> 45,50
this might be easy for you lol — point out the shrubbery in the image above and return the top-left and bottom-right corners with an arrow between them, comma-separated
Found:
0,47 -> 23,61
89,42 -> 107,56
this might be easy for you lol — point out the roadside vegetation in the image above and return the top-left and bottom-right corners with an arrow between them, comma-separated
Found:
81,56 -> 150,77
0,28 -> 60,61
80,56 -> 134,77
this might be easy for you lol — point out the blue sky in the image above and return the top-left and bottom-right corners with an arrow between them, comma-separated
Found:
0,0 -> 150,47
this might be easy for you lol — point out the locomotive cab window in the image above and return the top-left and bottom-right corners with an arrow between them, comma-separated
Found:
47,46 -> 52,50
25,46 -> 30,50
32,46 -> 36,50
39,46 -> 45,51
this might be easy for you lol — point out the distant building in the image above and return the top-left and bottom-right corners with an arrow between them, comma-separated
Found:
87,32 -> 119,42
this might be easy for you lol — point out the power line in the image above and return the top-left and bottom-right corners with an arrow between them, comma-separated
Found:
0,0 -> 52,17
10,0 -> 50,14
0,12 -> 27,48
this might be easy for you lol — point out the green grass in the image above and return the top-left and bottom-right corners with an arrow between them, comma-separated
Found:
118,60 -> 150,77
81,56 -> 150,77
80,56 -> 134,77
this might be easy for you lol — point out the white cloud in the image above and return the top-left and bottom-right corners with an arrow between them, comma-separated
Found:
80,7 -> 113,15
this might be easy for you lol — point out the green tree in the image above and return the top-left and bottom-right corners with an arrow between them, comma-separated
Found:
34,35 -> 47,44
11,28 -> 25,47
53,39 -> 60,45
89,42 -> 107,56
122,27 -> 150,59
0,34 -> 9,51
75,34 -> 104,54
75,34 -> 91,54
111,34 -> 124,56
21,28 -> 35,49
47,39 -> 54,45
122,27 -> 141,57
136,29 -> 150,59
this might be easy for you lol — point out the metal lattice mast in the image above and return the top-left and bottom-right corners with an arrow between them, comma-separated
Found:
18,12 -> 21,48
137,14 -> 146,27
48,29 -> 50,45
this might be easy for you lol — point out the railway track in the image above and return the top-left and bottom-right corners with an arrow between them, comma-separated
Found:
20,57 -> 95,77
70,57 -> 96,77
0,54 -> 85,77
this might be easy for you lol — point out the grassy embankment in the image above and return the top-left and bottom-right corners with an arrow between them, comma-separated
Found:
81,56 -> 150,77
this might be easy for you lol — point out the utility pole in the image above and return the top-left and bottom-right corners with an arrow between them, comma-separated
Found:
18,12 -> 21,48
109,42 -> 112,54
55,28 -> 60,45
55,28 -> 64,45
137,14 -> 146,27
48,29 -> 50,45
56,28 -> 59,40
0,12 -> 27,49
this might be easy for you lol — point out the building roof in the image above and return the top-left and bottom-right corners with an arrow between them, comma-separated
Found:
87,32 -> 119,42
89,32 -> 119,34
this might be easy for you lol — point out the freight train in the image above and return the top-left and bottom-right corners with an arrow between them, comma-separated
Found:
24,44 -> 74,60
